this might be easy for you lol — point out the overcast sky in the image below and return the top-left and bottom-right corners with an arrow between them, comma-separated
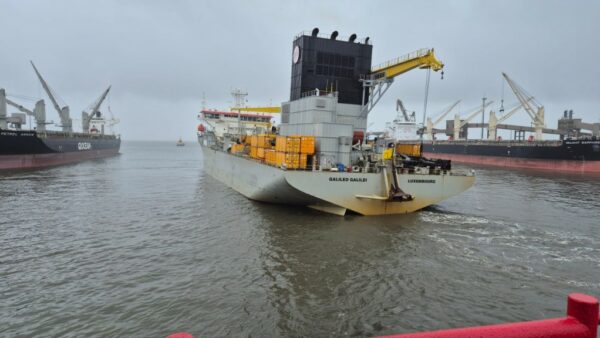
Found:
1,0 -> 599,140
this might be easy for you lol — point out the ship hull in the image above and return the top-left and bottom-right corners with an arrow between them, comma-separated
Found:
0,129 -> 120,170
421,139 -> 600,173
201,146 -> 475,216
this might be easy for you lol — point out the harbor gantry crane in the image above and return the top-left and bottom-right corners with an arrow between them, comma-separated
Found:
82,86 -> 111,133
453,100 -> 494,139
30,61 -> 73,132
426,100 -> 461,140
359,48 -> 444,119
502,72 -> 545,140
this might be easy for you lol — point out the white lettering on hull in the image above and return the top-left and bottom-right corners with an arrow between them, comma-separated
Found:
78,142 -> 92,150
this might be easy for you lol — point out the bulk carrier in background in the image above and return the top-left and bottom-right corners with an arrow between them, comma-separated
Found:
0,62 -> 120,170
393,73 -> 600,173
198,28 -> 475,216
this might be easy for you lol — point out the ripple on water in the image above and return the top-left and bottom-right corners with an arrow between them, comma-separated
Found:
1,142 -> 600,337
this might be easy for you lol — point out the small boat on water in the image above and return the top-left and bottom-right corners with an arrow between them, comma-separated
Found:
176,138 -> 185,146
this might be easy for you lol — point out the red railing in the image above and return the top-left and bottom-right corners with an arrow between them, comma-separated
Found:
167,293 -> 599,338
376,293 -> 599,338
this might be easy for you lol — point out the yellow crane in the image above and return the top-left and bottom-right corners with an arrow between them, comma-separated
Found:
230,50 -> 443,119
370,48 -> 444,80
360,48 -> 444,118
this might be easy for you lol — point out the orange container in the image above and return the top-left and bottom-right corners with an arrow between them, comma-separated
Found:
396,143 -> 421,157
285,153 -> 300,169
250,146 -> 258,158
231,144 -> 245,154
285,137 -> 301,153
257,147 -> 265,159
250,135 -> 258,148
276,152 -> 286,166
275,136 -> 287,152
265,149 -> 276,165
300,136 -> 315,154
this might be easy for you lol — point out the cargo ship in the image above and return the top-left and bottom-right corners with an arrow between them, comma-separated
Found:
0,62 -> 120,170
197,29 -> 475,216
394,73 -> 600,173
419,138 -> 600,173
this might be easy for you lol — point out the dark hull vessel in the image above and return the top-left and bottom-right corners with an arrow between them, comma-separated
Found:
0,129 -> 120,170
419,139 -> 600,173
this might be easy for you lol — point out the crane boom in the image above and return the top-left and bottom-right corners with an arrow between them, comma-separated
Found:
396,99 -> 410,121
359,48 -> 445,119
497,101 -> 525,124
425,100 -> 460,140
83,86 -> 111,131
5,98 -> 34,115
502,72 -> 545,139
460,100 -> 494,127
4,95 -> 48,131
370,48 -> 444,80
30,61 -> 72,132
433,100 -> 461,126
452,101 -> 493,140
502,73 -> 538,121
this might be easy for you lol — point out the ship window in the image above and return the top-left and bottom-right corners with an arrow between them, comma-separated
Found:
316,65 -> 323,75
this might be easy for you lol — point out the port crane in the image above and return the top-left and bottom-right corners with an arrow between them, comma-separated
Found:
30,61 -> 73,132
359,48 -> 444,118
502,72 -> 545,140
425,100 -> 461,140
82,86 -> 111,133
453,100 -> 494,139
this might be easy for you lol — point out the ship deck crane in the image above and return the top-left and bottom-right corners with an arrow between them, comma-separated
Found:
453,100 -> 494,139
396,99 -> 415,122
30,61 -> 72,132
502,72 -> 545,140
0,89 -> 50,131
426,100 -> 460,140
359,48 -> 444,119
82,86 -> 111,133
487,101 -> 530,140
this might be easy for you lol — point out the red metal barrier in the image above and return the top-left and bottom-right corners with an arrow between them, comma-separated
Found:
167,294 -> 599,338
376,293 -> 599,338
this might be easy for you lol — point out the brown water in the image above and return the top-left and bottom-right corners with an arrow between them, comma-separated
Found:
1,141 -> 599,337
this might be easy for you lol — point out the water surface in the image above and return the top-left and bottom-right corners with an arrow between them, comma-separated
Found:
1,141 -> 599,337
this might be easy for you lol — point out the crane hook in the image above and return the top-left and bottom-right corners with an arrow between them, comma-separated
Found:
440,71 -> 444,80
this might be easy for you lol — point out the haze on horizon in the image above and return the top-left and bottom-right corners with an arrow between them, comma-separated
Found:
1,0 -> 599,141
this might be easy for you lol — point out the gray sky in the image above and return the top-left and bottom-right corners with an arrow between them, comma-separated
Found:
1,0 -> 599,140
